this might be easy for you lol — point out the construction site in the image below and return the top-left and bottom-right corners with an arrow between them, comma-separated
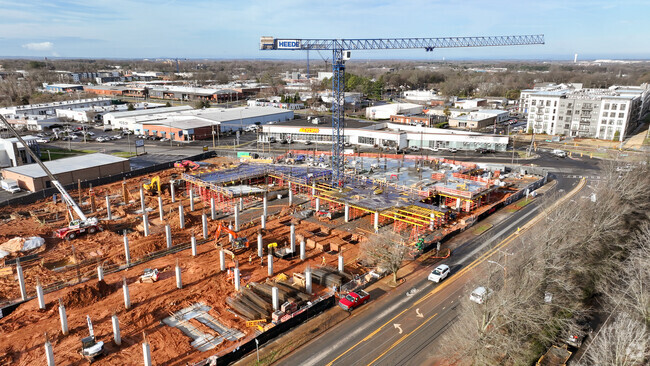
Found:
0,147 -> 546,365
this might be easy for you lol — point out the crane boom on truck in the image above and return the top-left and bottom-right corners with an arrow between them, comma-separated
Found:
0,115 -> 100,239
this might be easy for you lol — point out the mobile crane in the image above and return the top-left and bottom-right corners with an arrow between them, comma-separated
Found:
0,115 -> 100,240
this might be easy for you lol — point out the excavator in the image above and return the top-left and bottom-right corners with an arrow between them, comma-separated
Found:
174,160 -> 200,172
0,115 -> 100,240
143,176 -> 162,195
214,222 -> 249,251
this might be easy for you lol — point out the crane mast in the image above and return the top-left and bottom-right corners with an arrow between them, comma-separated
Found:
0,114 -> 93,223
260,34 -> 545,187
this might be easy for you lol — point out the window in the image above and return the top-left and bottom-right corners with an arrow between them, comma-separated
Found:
611,104 -> 618,110
554,101 -> 557,107
603,103 -> 610,110
567,103 -> 573,108
531,100 -> 536,106
553,109 -> 556,113
610,112 -> 616,117
359,136 -> 375,145
620,104 -> 626,110
546,100 -> 551,106
617,120 -> 622,125
558,116 -> 563,121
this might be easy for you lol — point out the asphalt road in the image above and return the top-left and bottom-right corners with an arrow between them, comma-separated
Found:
276,154 -> 597,366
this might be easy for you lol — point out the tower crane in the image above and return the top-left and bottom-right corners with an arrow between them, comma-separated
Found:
260,34 -> 545,187
0,115 -> 100,240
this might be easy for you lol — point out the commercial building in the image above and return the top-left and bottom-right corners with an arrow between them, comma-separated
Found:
0,136 -> 39,168
0,98 -> 111,118
43,83 -> 84,93
454,98 -> 487,109
103,105 -> 193,128
389,114 -> 447,127
2,153 -> 130,191
56,102 -> 166,123
259,117 -> 508,151
147,86 -> 243,103
247,99 -> 304,110
448,109 -> 509,130
403,90 -> 444,103
521,83 -> 650,141
366,103 -> 423,120
83,85 -> 127,96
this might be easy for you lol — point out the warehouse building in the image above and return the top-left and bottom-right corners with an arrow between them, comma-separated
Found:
0,136 -> 39,168
0,98 -> 111,118
1,153 -> 130,191
260,117 -> 509,151
366,103 -> 423,120
43,83 -> 84,93
103,105 -> 193,129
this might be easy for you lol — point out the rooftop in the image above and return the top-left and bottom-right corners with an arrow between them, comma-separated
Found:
104,105 -> 193,118
3,153 -> 128,179
269,117 -> 379,129
185,106 -> 293,123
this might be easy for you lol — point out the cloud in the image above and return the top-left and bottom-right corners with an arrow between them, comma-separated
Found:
21,41 -> 54,51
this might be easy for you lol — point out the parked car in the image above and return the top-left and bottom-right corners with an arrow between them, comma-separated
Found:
160,138 -> 169,142
448,148 -> 458,153
428,264 -> 450,283
409,146 -> 421,152
469,286 -> 493,304
552,149 -> 567,158
35,138 -> 49,143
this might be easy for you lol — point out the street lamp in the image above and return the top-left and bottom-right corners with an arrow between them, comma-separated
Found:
487,260 -> 506,287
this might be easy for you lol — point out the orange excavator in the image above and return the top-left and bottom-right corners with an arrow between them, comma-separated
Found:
214,222 -> 250,250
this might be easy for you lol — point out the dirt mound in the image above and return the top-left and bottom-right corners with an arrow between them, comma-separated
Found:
62,280 -> 117,308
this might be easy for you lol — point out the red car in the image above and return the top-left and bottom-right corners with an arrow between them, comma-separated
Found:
338,290 -> 370,311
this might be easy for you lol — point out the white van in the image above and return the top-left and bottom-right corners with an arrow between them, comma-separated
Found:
469,286 -> 493,304
552,149 -> 567,158
1,179 -> 21,193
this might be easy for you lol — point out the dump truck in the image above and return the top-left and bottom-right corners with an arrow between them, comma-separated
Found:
139,268 -> 160,283
339,290 -> 370,311
536,345 -> 572,366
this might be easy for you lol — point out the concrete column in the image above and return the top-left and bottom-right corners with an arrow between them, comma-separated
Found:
305,267 -> 312,294
123,231 -> 131,265
210,197 -> 216,220
219,248 -> 225,271
429,212 -> 435,231
175,260 -> 182,289
338,253 -> 344,273
228,223 -> 233,242
239,197 -> 244,211
300,239 -> 306,261
257,232 -> 263,258
112,314 -> 121,346
290,223 -> 295,254
140,187 -> 146,213
312,182 -> 316,196
260,215 -> 266,229
106,196 -> 112,220
456,197 -> 461,209
97,265 -> 104,282
158,196 -> 164,221
143,213 -> 150,237
58,299 -> 68,335
142,341 -> 152,366
165,225 -> 172,248
267,254 -> 273,277
344,204 -> 350,222
374,211 -> 379,232
272,286 -> 279,311
122,278 -> 130,310
36,282 -> 45,310
288,188 -> 293,206
234,267 -> 240,291
178,204 -> 185,229
202,214 -> 208,239
170,181 -> 176,203
315,197 -> 320,212
189,189 -> 195,211
191,234 -> 197,256
16,261 -> 27,301
234,205 -> 239,231
45,339 -> 55,366
263,194 -> 268,218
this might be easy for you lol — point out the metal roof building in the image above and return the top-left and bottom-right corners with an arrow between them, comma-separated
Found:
1,153 -> 130,191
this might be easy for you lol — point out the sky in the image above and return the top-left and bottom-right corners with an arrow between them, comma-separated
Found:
0,0 -> 648,60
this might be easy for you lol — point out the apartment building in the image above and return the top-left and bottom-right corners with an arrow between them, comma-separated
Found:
521,84 -> 650,141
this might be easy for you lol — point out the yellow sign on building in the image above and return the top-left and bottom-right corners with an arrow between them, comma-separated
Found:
299,128 -> 320,133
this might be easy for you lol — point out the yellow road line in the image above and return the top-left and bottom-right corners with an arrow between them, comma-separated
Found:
366,313 -> 439,366
326,178 -> 586,366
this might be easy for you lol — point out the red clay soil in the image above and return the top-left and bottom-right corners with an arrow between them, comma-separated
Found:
0,158 -> 367,365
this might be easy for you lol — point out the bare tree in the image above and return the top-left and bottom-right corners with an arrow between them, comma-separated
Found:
360,231 -> 408,284
578,312 -> 649,366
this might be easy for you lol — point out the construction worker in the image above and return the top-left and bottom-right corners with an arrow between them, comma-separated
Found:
322,256 -> 326,266
248,254 -> 252,265
260,256 -> 264,267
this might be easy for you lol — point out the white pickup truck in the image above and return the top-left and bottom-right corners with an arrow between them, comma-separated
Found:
1,179 -> 20,193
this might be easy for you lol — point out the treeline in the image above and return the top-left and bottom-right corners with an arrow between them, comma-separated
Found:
442,163 -> 650,365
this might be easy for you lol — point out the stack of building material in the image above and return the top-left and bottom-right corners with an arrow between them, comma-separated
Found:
226,291 -> 270,320
275,281 -> 310,302
312,267 -> 345,287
